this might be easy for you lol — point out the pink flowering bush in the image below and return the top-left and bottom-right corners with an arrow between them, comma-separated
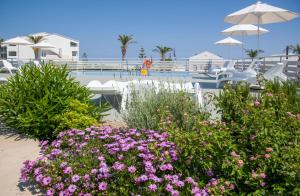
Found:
169,80 -> 300,195
21,126 -> 234,195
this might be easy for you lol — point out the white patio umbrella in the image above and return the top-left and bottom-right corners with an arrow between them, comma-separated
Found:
221,24 -> 269,36
224,1 -> 299,52
215,37 -> 242,46
215,37 -> 242,59
221,24 -> 269,63
2,37 -> 32,63
215,37 -> 243,58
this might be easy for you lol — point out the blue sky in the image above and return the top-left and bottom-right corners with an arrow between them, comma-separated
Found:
1,0 -> 300,59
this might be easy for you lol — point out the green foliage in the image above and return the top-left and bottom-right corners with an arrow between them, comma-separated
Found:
245,49 -> 264,60
214,82 -> 251,123
152,46 -> 173,61
138,47 -> 146,59
0,63 -> 96,140
118,34 -> 136,60
171,80 -> 300,195
123,86 -> 209,131
54,99 -> 98,133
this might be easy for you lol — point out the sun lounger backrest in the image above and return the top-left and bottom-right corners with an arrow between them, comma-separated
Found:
263,60 -> 288,81
245,60 -> 257,72
2,60 -> 14,69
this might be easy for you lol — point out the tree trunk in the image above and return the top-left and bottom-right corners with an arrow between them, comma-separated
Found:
34,48 -> 39,60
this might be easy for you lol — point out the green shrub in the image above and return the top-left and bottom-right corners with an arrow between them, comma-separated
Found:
170,80 -> 300,195
54,99 -> 111,133
123,86 -> 209,130
54,99 -> 98,133
0,63 -> 97,140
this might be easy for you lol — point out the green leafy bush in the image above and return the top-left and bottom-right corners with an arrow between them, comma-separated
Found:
54,99 -> 111,133
54,99 -> 98,133
123,86 -> 209,130
170,80 -> 300,195
0,63 -> 99,140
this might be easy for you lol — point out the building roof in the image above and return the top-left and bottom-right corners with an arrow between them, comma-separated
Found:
21,32 -> 79,43
189,51 -> 223,60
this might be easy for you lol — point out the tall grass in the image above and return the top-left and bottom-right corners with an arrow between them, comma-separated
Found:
123,85 -> 209,130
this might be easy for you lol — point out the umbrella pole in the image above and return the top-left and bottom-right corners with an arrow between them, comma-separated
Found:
257,16 -> 260,58
242,33 -> 245,70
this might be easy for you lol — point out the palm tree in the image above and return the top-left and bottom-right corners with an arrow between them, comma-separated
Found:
152,46 -> 173,61
118,34 -> 136,61
245,49 -> 264,61
27,35 -> 44,60
290,44 -> 300,61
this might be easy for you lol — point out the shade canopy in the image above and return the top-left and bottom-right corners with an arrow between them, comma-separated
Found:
224,1 -> 299,25
215,37 -> 242,46
32,42 -> 55,49
221,24 -> 269,36
2,37 -> 32,45
189,51 -> 223,61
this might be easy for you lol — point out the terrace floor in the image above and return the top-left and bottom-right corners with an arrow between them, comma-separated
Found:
0,131 -> 40,195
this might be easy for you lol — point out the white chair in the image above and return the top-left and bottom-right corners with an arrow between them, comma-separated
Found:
216,60 -> 288,88
207,60 -> 237,77
0,60 -> 19,74
246,61 -> 288,88
216,60 -> 258,81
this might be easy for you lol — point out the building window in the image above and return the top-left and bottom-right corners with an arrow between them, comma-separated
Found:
9,44 -> 16,46
70,42 -> 77,47
9,51 -> 17,56
41,51 -> 47,57
0,46 -> 7,59
72,51 -> 77,56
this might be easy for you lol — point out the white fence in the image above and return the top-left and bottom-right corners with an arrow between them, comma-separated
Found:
2,55 -> 300,82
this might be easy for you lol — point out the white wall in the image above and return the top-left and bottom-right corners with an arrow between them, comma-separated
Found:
4,33 -> 80,61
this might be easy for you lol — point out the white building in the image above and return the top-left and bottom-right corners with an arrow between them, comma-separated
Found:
0,32 -> 79,61
189,51 -> 224,71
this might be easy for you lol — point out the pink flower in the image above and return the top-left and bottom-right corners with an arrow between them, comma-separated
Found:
72,175 -> 80,182
98,182 -> 108,191
267,92 -> 273,97
265,147 -> 273,152
260,173 -> 267,179
175,181 -> 185,187
148,184 -> 157,192
128,166 -> 136,173
165,183 -> 173,192
252,172 -> 257,179
254,100 -> 260,107
63,166 -> 72,174
171,190 -> 179,196
46,188 -> 55,196
42,176 -> 51,186
264,154 -> 271,159
68,184 -> 77,193
237,160 -> 244,167
112,162 -> 126,171
98,156 -> 105,161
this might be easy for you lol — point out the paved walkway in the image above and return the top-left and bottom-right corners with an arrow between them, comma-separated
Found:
0,133 -> 40,195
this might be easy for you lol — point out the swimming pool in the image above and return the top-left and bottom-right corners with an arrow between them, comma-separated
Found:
70,70 -> 191,77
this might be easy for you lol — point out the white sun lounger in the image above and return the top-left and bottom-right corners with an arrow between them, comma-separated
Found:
216,60 -> 288,88
0,60 -> 19,74
207,60 -> 237,77
216,59 -> 258,81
